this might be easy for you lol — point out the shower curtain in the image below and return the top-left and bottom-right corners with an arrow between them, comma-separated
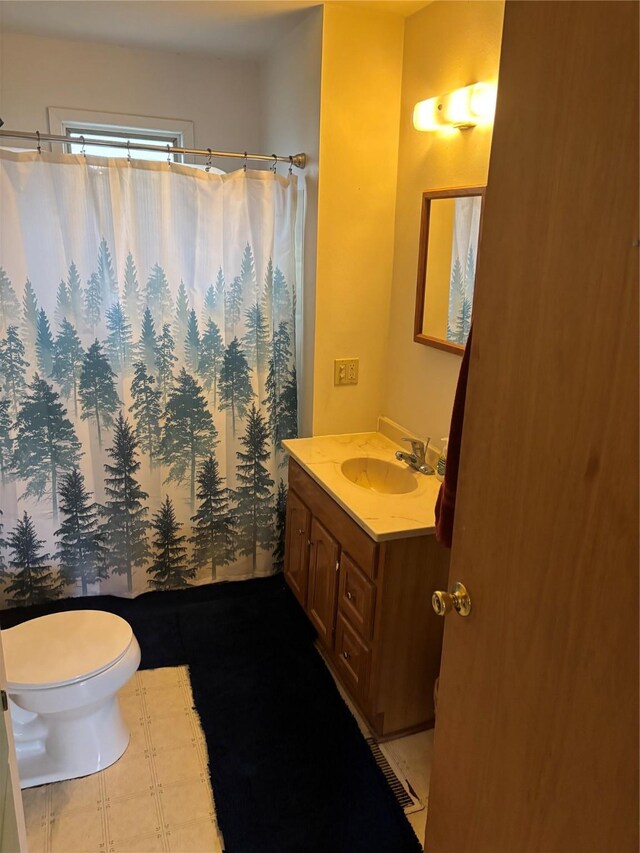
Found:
446,195 -> 481,346
0,150 -> 299,606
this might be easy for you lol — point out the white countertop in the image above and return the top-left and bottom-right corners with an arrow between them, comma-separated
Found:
282,431 -> 442,542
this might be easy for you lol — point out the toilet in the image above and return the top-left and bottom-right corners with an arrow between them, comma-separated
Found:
2,610 -> 141,789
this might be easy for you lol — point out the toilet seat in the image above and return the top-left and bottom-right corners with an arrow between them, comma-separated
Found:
3,611 -> 134,690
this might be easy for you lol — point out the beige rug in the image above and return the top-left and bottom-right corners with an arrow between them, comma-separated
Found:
21,666 -> 223,853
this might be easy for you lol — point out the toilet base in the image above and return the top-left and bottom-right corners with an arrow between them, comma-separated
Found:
12,695 -> 130,789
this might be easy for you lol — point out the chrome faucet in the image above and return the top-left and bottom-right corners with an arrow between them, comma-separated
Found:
395,437 -> 435,475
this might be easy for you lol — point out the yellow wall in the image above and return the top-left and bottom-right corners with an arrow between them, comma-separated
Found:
312,4 -> 404,435
263,9 -> 323,439
382,1 -> 504,444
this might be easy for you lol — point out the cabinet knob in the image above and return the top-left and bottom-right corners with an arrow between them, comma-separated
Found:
432,582 -> 472,617
346,591 -> 353,601
343,651 -> 350,660
298,528 -> 305,535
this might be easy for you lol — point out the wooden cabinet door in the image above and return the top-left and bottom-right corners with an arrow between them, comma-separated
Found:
283,489 -> 311,607
425,3 -> 639,851
307,517 -> 340,646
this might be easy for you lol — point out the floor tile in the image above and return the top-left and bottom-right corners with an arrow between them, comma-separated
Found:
408,808 -> 427,846
384,729 -> 434,803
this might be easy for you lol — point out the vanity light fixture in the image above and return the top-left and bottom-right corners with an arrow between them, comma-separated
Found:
413,82 -> 498,131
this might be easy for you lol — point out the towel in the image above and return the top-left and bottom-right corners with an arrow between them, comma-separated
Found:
435,327 -> 473,548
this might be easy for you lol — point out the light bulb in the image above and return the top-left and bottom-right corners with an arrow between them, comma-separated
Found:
413,82 -> 498,132
469,82 -> 498,123
413,97 -> 442,132
444,87 -> 474,127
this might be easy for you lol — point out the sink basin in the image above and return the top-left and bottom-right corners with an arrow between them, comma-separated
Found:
340,457 -> 418,495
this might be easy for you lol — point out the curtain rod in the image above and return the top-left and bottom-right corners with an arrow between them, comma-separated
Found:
0,125 -> 307,170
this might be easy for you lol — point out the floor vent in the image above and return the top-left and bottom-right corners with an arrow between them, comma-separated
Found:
366,737 -> 424,815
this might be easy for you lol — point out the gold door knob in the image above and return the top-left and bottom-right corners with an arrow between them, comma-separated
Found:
432,582 -> 472,617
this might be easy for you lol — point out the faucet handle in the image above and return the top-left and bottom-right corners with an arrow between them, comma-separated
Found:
401,437 -> 429,462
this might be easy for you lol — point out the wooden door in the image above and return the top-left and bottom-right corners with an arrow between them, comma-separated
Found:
307,518 -> 340,646
283,489 -> 311,608
425,3 -> 639,852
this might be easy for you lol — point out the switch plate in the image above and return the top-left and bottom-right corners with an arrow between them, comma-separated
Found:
334,358 -> 359,386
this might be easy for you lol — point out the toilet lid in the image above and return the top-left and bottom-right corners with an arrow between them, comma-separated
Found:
2,611 -> 134,690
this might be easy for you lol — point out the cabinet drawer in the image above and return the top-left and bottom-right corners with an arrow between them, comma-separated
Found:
338,553 -> 376,640
335,613 -> 371,697
288,459 -> 378,578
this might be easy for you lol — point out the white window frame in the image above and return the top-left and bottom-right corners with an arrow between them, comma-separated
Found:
47,107 -> 195,162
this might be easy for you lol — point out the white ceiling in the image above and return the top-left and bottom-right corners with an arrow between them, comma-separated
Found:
0,1 -> 431,60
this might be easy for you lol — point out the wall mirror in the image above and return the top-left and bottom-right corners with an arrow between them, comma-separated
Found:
414,187 -> 485,354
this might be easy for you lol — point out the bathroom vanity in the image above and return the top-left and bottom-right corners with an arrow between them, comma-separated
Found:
282,430 -> 450,740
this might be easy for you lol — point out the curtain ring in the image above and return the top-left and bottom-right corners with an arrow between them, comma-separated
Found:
288,155 -> 293,176
205,148 -> 212,172
243,152 -> 247,173
127,140 -> 131,163
35,130 -> 42,154
80,135 -> 86,157
167,144 -> 171,166
271,154 -> 277,175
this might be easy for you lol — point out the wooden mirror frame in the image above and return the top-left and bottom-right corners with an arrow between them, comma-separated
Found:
413,186 -> 486,355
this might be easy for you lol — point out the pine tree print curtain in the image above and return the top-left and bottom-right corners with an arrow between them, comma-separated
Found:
446,196 -> 482,347
0,149 -> 299,606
